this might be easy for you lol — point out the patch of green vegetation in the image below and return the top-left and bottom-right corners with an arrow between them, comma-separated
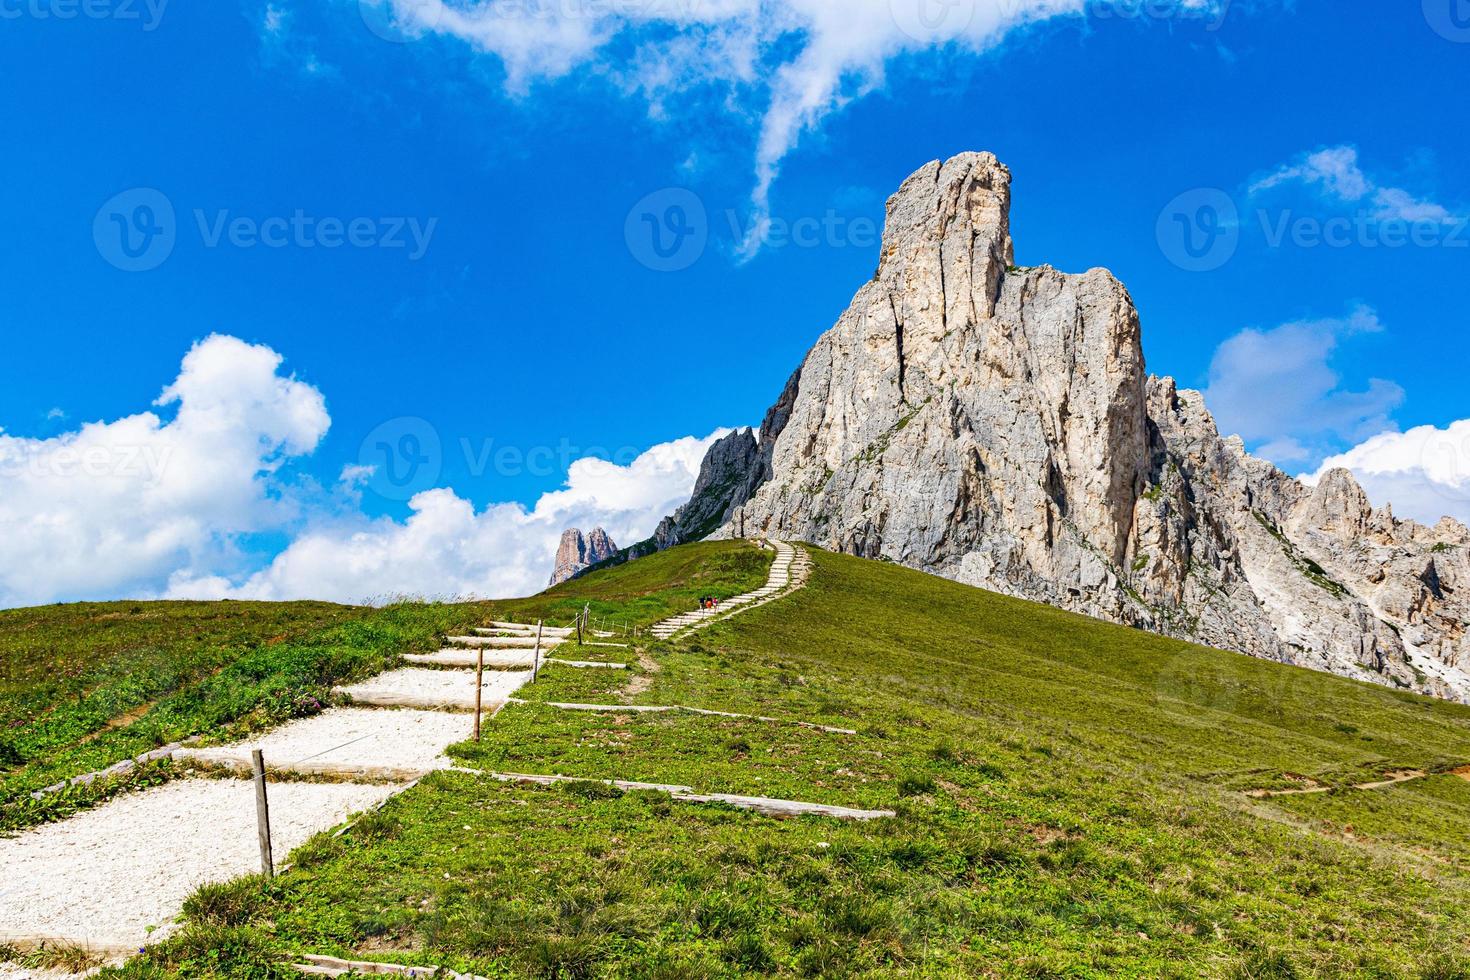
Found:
1,601 -> 476,830
1253,512 -> 1350,599
1433,542 -> 1455,554
1142,483 -> 1165,503
852,401 -> 931,466
104,545 -> 1470,978
1132,553 -> 1151,573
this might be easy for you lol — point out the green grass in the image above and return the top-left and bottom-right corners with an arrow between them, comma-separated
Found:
63,546 -> 1470,976
0,600 -> 482,831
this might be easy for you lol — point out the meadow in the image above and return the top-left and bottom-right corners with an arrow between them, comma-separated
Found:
91,544 -> 1470,978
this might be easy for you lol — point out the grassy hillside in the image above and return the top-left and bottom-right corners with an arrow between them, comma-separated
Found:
0,601 -> 480,831
81,546 -> 1470,976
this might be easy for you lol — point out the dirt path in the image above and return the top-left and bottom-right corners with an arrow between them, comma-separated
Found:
1245,769 -> 1438,798
0,629 -> 539,960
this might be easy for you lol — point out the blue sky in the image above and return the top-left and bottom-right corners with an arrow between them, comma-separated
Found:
2,0 -> 1468,606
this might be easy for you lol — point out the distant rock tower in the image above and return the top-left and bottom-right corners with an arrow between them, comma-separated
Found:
549,527 -> 619,586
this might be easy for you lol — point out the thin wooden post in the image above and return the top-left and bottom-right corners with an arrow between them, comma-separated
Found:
532,619 -> 544,683
252,749 -> 274,879
473,646 -> 485,741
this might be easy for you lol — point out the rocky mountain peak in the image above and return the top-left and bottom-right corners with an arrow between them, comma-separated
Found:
548,527 -> 618,587
649,151 -> 1470,702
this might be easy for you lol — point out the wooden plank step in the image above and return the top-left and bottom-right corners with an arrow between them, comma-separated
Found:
172,751 -> 431,783
406,651 -> 536,669
458,769 -> 892,822
677,793 -> 894,821
447,636 -> 563,649
335,690 -> 507,713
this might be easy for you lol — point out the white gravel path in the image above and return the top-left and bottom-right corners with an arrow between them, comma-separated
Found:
0,780 -> 394,950
170,707 -> 472,773
0,966 -> 91,980
338,667 -> 531,708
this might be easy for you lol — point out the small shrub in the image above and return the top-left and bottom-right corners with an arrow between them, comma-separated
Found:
183,875 -> 268,927
290,830 -> 346,869
928,740 -> 957,763
1422,954 -> 1470,980
351,808 -> 402,841
1229,949 -> 1301,980
561,779 -> 624,801
726,931 -> 777,972
897,774 -> 936,797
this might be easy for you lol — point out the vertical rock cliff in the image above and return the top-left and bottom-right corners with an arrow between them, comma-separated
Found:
667,152 -> 1470,702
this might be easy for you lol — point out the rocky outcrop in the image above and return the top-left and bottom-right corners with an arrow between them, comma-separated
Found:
670,151 -> 1470,702
653,428 -> 762,549
549,527 -> 619,586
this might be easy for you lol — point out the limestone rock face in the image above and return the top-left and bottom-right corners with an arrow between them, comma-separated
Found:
549,527 -> 619,587
682,151 -> 1470,702
654,428 -> 762,549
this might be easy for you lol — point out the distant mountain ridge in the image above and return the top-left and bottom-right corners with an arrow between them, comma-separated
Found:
654,152 -> 1470,702
548,527 -> 619,586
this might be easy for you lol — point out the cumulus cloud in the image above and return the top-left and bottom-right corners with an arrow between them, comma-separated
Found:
1306,421 -> 1470,527
1203,305 -> 1404,466
177,428 -> 731,603
1250,145 -> 1461,224
0,335 -> 726,608
0,335 -> 329,608
363,0 -> 1091,244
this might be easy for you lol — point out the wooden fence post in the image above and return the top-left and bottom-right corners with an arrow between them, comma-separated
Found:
533,619 -> 544,683
252,749 -> 274,879
473,646 -> 485,741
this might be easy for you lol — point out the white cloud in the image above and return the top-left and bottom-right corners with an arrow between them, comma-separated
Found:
1203,305 -> 1404,466
169,429 -> 729,604
365,0 -> 1090,240
1306,421 -> 1470,527
0,335 -> 727,608
1250,145 -> 1461,224
0,335 -> 329,608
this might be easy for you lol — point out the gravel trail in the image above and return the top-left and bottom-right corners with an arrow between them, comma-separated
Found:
0,780 -> 394,950
170,707 -> 472,773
